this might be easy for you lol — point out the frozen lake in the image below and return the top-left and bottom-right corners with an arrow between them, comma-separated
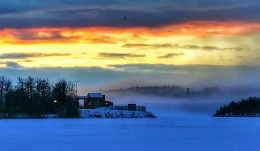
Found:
1,115 -> 260,151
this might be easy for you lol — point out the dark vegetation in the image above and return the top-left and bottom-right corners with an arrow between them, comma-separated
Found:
213,97 -> 260,117
106,85 -> 224,98
106,85 -> 260,99
0,75 -> 79,119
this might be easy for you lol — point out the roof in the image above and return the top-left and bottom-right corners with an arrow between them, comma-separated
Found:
76,96 -> 88,99
88,93 -> 103,98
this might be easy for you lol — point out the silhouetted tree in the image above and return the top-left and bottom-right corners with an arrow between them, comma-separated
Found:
0,76 -> 79,118
0,76 -> 12,117
213,97 -> 260,117
52,79 -> 78,117
34,78 -> 52,117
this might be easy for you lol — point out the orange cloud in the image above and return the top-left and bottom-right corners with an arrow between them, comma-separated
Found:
1,21 -> 260,45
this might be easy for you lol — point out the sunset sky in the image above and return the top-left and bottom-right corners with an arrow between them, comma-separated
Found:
1,0 -> 260,92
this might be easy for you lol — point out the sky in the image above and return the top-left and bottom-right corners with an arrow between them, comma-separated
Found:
1,0 -> 260,93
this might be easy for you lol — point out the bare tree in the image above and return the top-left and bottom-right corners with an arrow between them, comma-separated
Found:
35,78 -> 52,117
15,77 -> 30,116
53,79 -> 77,117
17,77 -> 25,90
4,79 -> 12,94
3,76 -> 78,118
35,78 -> 51,100
53,79 -> 76,104
24,76 -> 35,98
0,76 -> 5,104
0,76 -> 13,114
67,81 -> 76,98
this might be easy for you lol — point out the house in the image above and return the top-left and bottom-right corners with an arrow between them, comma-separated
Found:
76,93 -> 113,109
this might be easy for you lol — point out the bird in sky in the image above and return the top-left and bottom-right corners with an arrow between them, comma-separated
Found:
124,16 -> 126,20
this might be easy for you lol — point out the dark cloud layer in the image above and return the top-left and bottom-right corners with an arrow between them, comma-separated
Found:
0,0 -> 260,29
13,31 -> 78,41
97,53 -> 145,59
1,64 -> 260,91
123,43 -> 244,51
158,53 -> 185,59
123,43 -> 176,49
2,30 -> 121,44
5,61 -> 23,68
0,53 -> 71,59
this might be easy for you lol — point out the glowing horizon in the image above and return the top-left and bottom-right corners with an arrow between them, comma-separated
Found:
0,21 -> 259,68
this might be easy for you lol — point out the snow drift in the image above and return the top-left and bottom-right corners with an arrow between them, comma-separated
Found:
79,107 -> 156,118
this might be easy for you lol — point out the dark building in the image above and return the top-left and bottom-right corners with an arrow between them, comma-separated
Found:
128,104 -> 137,111
76,96 -> 88,109
86,93 -> 105,109
76,93 -> 112,109
105,101 -> 113,107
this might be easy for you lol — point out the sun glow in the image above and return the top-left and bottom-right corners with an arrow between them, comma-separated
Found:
0,21 -> 259,67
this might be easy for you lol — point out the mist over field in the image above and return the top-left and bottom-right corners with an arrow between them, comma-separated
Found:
1,65 -> 260,117
101,84 -> 260,117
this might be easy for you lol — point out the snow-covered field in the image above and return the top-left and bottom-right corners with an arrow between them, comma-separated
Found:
0,115 -> 260,151
1,94 -> 260,151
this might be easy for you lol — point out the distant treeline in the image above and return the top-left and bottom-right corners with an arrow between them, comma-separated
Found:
106,85 -> 260,98
213,97 -> 260,117
105,85 -> 222,98
0,76 -> 79,118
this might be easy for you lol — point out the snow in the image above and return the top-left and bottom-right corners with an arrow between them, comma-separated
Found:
88,93 -> 103,97
0,116 -> 260,151
79,107 -> 156,118
43,114 -> 59,118
2,93 -> 260,151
